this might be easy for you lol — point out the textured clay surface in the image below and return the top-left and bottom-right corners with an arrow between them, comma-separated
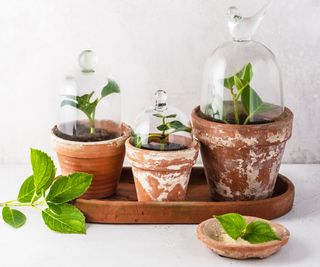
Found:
126,139 -> 199,201
192,107 -> 293,201
197,216 -> 290,259
51,123 -> 131,199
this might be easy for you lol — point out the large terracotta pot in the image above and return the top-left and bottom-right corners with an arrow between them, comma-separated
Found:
126,138 -> 199,201
191,106 -> 293,201
51,123 -> 131,199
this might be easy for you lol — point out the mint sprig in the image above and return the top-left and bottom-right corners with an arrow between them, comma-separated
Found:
215,213 -> 281,244
0,149 -> 92,234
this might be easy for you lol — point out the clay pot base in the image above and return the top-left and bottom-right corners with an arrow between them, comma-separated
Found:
74,167 -> 294,224
197,216 -> 289,259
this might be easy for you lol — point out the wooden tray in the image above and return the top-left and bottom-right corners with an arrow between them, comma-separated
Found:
75,167 -> 295,224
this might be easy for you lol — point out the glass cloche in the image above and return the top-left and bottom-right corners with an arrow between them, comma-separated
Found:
132,90 -> 193,151
200,2 -> 284,125
56,50 -> 121,142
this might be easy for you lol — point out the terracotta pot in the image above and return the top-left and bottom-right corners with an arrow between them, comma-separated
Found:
126,138 -> 199,201
191,106 -> 293,201
197,216 -> 290,259
51,123 -> 131,199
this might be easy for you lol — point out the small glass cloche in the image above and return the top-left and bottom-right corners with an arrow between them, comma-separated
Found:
56,50 -> 121,142
132,90 -> 193,151
200,2 -> 284,125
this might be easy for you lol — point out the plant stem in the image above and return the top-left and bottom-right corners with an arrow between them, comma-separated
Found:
0,199 -> 46,207
232,96 -> 240,124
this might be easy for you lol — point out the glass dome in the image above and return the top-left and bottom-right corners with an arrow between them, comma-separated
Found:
200,3 -> 284,125
132,90 -> 193,151
56,50 -> 121,142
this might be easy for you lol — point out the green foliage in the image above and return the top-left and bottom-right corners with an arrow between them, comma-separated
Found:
0,149 -> 93,234
215,213 -> 246,240
242,221 -> 281,244
2,207 -> 26,228
221,63 -> 273,124
214,213 -> 280,244
61,79 -> 120,134
133,113 -> 191,150
42,203 -> 86,234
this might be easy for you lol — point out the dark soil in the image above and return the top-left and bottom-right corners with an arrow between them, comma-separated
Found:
141,142 -> 187,151
53,122 -> 120,142
198,110 -> 273,125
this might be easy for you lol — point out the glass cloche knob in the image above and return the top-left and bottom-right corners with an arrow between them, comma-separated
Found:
78,50 -> 97,72
154,90 -> 168,111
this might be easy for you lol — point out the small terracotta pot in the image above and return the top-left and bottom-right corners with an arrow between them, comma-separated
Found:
192,106 -> 293,201
51,123 -> 131,199
197,216 -> 290,259
126,138 -> 199,201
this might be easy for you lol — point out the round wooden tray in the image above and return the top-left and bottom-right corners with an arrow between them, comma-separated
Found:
74,167 -> 295,224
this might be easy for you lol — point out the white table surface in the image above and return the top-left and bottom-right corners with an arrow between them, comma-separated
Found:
0,164 -> 318,267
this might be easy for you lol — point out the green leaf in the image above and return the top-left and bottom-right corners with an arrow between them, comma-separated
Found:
17,175 -> 40,203
169,121 -> 192,132
42,203 -> 86,234
164,114 -> 177,118
46,173 -> 93,204
101,79 -> 120,98
222,63 -> 252,90
30,149 -> 56,193
153,113 -> 164,118
132,133 -> 143,148
241,86 -> 272,117
223,76 -> 234,90
61,100 -> 77,108
2,207 -> 26,228
237,63 -> 253,82
215,213 -> 247,240
157,124 -> 170,131
242,221 -> 281,244
47,203 -> 62,215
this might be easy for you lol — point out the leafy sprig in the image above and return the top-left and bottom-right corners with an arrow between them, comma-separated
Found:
214,213 -> 280,244
133,113 -> 191,150
0,149 -> 92,234
221,63 -> 274,124
61,79 -> 120,134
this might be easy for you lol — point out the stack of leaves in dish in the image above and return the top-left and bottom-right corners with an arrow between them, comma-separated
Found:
215,213 -> 280,243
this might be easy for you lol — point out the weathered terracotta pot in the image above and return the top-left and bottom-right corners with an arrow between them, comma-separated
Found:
51,123 -> 131,199
192,106 -> 293,201
197,216 -> 290,259
126,138 -> 199,201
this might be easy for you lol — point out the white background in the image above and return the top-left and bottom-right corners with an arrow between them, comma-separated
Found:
0,0 -> 319,163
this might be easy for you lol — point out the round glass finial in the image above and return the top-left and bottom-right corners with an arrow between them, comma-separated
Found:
154,90 -> 168,111
78,50 -> 97,72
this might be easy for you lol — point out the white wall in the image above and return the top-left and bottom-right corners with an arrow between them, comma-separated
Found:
0,0 -> 319,163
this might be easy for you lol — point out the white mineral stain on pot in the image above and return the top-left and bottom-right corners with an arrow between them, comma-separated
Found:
266,129 -> 288,143
234,132 -> 258,146
134,170 -> 189,201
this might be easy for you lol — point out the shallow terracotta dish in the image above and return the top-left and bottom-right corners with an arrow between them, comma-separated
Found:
197,216 -> 289,259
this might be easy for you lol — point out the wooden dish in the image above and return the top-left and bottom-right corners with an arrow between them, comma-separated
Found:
74,167 -> 295,224
197,216 -> 290,259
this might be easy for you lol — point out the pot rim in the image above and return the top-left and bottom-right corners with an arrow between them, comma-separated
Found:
192,106 -> 293,130
51,123 -> 131,146
125,137 -> 199,156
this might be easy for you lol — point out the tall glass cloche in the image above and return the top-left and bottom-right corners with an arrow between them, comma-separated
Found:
56,50 -> 121,142
132,90 -> 193,151
200,2 -> 283,125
